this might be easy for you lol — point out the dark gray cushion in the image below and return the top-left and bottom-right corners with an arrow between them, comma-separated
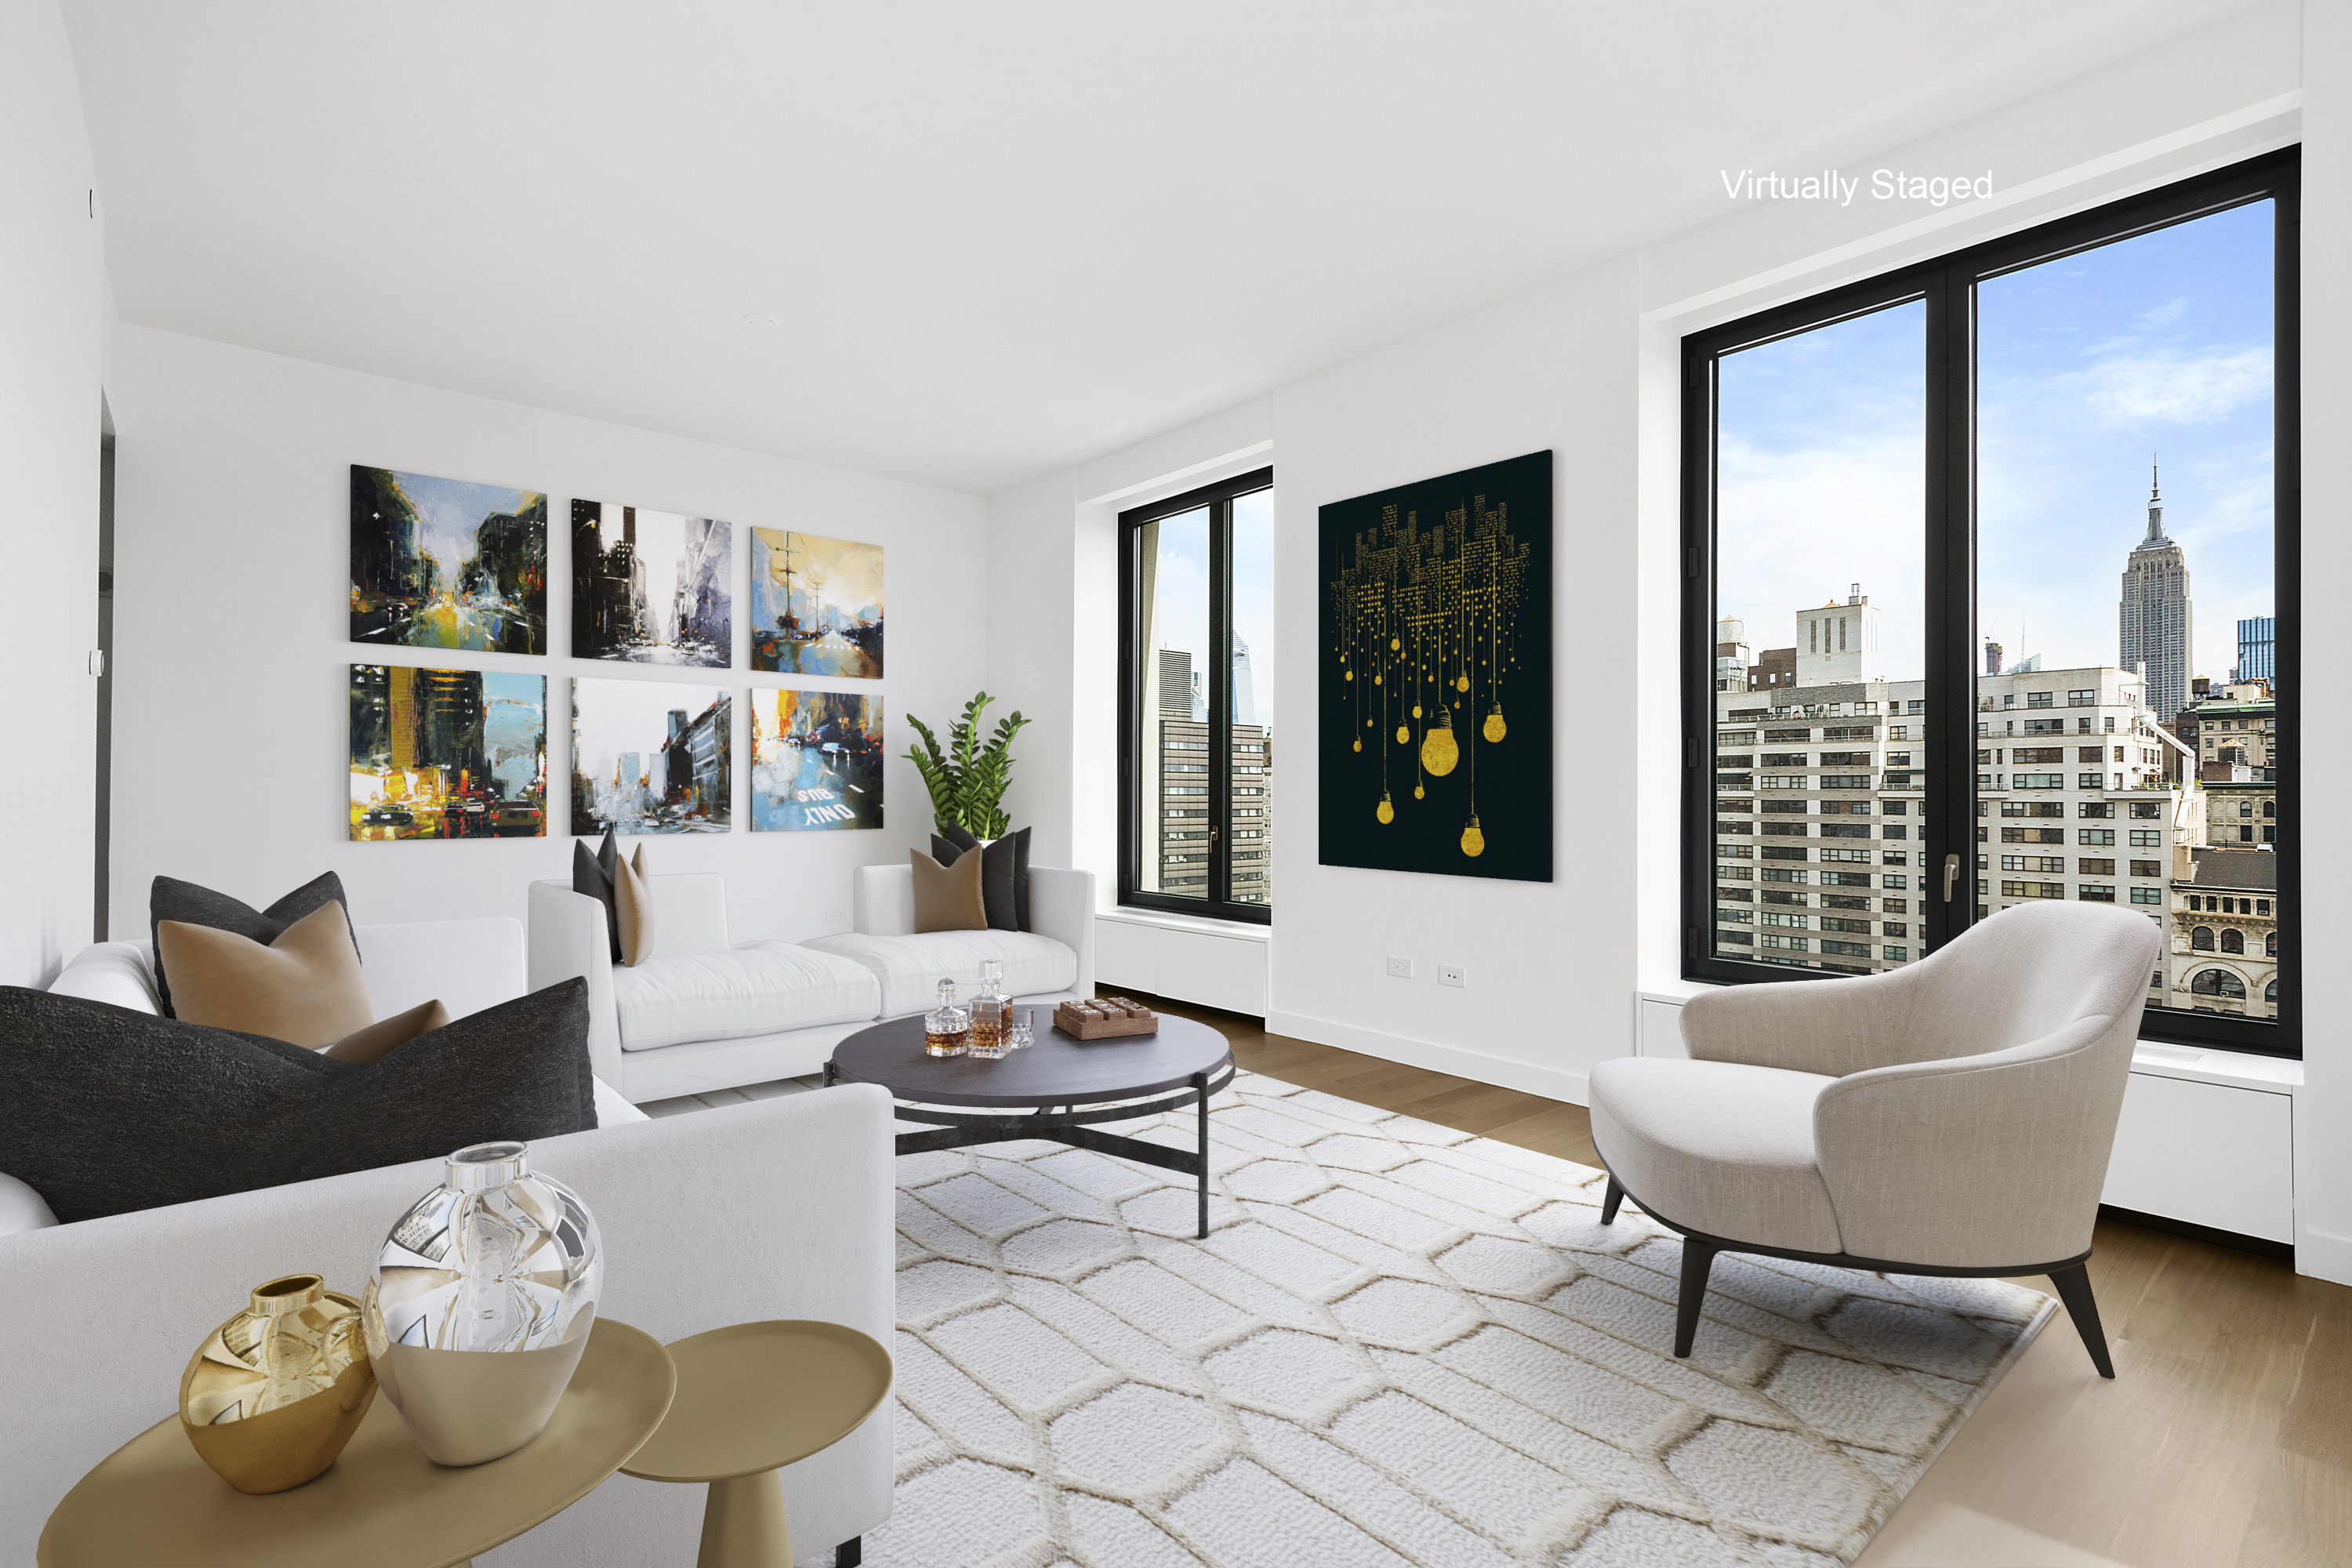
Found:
149,872 -> 356,1019
572,829 -> 622,964
929,825 -> 1031,931
0,979 -> 595,1225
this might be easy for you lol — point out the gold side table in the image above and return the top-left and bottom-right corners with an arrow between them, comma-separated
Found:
38,1318 -> 676,1568
621,1319 -> 894,1568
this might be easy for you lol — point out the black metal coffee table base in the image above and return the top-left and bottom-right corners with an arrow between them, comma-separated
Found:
823,1012 -> 1239,1240
824,1060 -> 1236,1237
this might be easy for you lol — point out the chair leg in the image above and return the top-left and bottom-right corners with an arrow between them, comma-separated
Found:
1600,1175 -> 1625,1225
1674,1239 -> 1718,1359
2046,1263 -> 2117,1379
836,1539 -> 862,1566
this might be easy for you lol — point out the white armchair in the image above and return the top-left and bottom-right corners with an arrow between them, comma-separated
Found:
1590,902 -> 2165,1377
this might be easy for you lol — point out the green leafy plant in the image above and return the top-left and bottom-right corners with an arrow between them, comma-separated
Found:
906,690 -> 1031,839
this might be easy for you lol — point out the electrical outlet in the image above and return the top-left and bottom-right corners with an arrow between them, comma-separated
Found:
1438,964 -> 1467,988
1385,956 -> 1413,979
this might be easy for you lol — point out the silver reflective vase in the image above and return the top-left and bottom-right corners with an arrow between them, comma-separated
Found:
361,1141 -> 603,1466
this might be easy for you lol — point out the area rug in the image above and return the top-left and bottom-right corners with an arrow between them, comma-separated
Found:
854,1072 -> 2053,1568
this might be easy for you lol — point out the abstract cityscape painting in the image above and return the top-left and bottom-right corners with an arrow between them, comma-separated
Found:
350,466 -> 547,654
571,501 -> 732,667
349,665 -> 546,840
749,689 -> 884,832
571,677 -> 731,835
749,528 -> 884,677
1318,450 -> 1552,882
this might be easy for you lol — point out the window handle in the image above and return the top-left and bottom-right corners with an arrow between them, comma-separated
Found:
1942,853 -> 1961,903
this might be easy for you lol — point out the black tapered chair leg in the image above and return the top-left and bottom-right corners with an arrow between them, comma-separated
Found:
1673,1240 -> 1718,1359
1600,1175 -> 1625,1225
836,1538 -> 862,1566
2047,1264 -> 2116,1378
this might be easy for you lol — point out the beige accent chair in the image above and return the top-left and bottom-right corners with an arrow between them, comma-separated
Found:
1591,902 -> 2165,1377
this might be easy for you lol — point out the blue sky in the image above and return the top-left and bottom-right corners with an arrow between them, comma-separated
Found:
1717,199 -> 2274,685
1146,492 -> 1277,729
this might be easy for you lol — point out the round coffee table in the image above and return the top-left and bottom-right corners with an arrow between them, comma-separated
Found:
825,1011 -> 1236,1238
621,1320 -> 892,1568
38,1318 -> 675,1568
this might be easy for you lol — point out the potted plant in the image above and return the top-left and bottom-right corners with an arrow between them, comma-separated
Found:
906,690 -> 1030,838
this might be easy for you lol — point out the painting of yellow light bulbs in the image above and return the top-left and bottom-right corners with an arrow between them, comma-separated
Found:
1319,451 -> 1552,882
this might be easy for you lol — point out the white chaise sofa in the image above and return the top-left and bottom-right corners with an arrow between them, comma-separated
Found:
12,916 -> 898,1566
530,862 -> 1096,1104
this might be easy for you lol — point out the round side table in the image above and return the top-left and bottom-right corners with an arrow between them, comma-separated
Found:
620,1320 -> 894,1568
38,1317 -> 677,1568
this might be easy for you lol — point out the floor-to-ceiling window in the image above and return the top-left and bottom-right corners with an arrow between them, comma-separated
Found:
1683,150 -> 2296,1056
1120,468 -> 1276,921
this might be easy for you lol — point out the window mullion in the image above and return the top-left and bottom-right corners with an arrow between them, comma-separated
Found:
1922,263 -> 1977,953
1209,497 -> 1233,909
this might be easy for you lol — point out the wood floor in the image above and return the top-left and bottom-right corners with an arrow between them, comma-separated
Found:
1136,993 -> 2352,1568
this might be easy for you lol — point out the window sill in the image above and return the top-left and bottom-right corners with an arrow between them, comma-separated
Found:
1100,906 -> 1272,942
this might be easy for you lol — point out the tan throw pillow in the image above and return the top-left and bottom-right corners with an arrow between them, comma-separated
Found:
910,848 -> 987,934
321,998 -> 451,1064
614,844 -> 655,966
154,902 -> 373,1047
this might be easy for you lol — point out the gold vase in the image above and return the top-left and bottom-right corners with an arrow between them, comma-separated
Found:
180,1273 -> 377,1494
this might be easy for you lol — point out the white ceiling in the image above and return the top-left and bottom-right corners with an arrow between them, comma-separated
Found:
64,1 -> 2260,494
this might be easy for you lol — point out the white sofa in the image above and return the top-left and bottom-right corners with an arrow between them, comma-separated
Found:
13,916 -> 899,1564
532,862 -> 1096,1104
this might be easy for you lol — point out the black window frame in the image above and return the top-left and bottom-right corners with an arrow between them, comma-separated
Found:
1682,147 -> 2299,1058
1117,466 -> 1276,924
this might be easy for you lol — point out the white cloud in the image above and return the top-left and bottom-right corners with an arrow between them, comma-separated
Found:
2138,296 -> 2189,328
1715,431 -> 1926,673
2074,347 -> 2271,427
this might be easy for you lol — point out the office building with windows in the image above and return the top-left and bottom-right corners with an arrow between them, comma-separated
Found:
2118,467 -> 2194,723
2238,615 -> 2277,684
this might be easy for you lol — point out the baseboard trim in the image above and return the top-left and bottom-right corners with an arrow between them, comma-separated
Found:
2288,1225 -> 2352,1287
2098,1203 -> 2293,1264
1263,1008 -> 1592,1108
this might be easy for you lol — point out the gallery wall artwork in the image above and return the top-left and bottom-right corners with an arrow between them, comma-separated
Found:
571,501 -> 732,667
350,466 -> 547,654
349,665 -> 546,840
1318,450 -> 1552,883
749,689 -> 884,832
570,677 -> 732,835
749,528 -> 884,678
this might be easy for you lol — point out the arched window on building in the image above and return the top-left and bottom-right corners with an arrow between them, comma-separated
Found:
2190,968 -> 2247,999
2267,930 -> 2278,956
2264,800 -> 2276,818
2190,925 -> 2215,951
2221,928 -> 2245,954
2267,978 -> 2278,1004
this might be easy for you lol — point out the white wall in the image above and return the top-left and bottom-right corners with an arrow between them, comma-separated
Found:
0,0 -> 107,987
985,4 -> 2338,1221
2292,0 -> 2352,1286
104,326 -> 987,944
1256,264 -> 1641,1104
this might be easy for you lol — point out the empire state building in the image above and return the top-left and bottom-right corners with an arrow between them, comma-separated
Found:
2118,463 -> 2192,722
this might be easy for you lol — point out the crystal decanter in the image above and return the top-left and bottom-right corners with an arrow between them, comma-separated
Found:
923,978 -> 969,1057
967,959 -> 1009,1059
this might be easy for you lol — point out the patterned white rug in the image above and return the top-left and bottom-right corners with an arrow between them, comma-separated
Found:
855,1071 -> 2053,1568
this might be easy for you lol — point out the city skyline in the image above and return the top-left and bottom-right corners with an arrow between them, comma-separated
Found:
1716,198 -> 2274,688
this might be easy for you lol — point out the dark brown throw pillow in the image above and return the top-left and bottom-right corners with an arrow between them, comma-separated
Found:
149,872 -> 356,1019
0,980 -> 594,1225
572,829 -> 622,963
930,824 -> 1032,931
909,849 -> 988,933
